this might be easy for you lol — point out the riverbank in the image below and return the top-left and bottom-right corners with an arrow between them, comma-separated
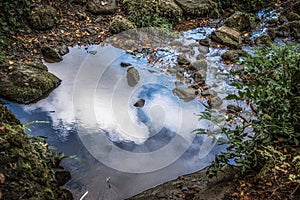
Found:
0,0 -> 299,199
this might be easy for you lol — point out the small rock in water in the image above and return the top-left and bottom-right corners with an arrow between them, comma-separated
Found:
127,67 -> 140,87
58,45 -> 69,56
120,62 -> 132,67
208,96 -> 223,108
177,54 -> 191,66
202,89 -> 217,97
199,38 -> 210,46
227,105 -> 242,113
88,51 -> 97,55
41,46 -> 62,63
173,88 -> 197,102
134,99 -> 145,108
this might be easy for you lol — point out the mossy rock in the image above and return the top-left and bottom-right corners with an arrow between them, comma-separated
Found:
175,0 -> 219,18
0,61 -> 61,104
0,104 -> 72,199
289,20 -> 300,39
109,15 -> 136,34
28,5 -> 59,30
122,0 -> 182,27
221,49 -> 248,61
211,26 -> 242,49
87,0 -> 117,14
254,34 -> 272,47
224,11 -> 260,32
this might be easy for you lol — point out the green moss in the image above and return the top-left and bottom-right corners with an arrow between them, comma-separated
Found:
0,104 -> 72,199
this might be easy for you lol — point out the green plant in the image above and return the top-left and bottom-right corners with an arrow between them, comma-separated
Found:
196,44 -> 300,176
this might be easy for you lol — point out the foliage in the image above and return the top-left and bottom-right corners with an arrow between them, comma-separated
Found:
121,0 -> 173,29
196,44 -> 300,178
0,0 -> 31,49
213,0 -> 277,12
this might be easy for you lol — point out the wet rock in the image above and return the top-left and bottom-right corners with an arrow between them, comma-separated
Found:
202,89 -> 217,97
208,96 -> 223,108
254,34 -> 272,46
177,54 -> 191,66
227,105 -> 242,113
190,60 -> 207,71
120,62 -> 132,68
211,26 -> 242,49
127,67 -> 140,87
196,54 -> 206,60
58,45 -> 69,56
41,46 -> 63,63
221,50 -> 248,62
26,62 -> 48,71
0,62 -> 61,104
175,0 -> 219,18
224,11 -> 259,32
266,18 -> 278,27
267,28 -> 276,39
194,69 -> 207,83
198,45 -> 209,54
172,88 -> 197,102
290,20 -> 300,39
87,0 -> 117,14
134,99 -> 146,108
199,38 -> 210,46
54,168 -> 71,186
109,15 -> 136,34
276,23 -> 290,37
28,5 -> 59,30
286,12 -> 300,21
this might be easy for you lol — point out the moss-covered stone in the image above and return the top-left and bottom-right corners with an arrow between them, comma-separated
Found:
0,104 -> 72,199
254,34 -> 272,47
211,26 -> 242,49
0,60 -> 61,104
109,15 -> 136,34
28,5 -> 59,30
224,11 -> 260,32
87,0 -> 117,14
175,0 -> 219,18
290,20 -> 300,39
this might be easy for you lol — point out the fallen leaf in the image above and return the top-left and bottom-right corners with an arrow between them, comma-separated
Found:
0,126 -> 5,131
0,173 -> 5,184
266,182 -> 273,186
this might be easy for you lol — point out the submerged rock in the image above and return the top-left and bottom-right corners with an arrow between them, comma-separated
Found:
211,26 -> 242,49
28,5 -> 59,30
173,88 -> 197,102
109,15 -> 136,34
87,0 -> 117,14
134,99 -> 146,108
41,46 -> 63,63
0,62 -> 61,104
224,11 -> 259,32
127,67 -> 140,87
175,0 -> 219,18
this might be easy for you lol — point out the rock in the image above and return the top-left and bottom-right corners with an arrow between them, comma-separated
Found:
58,45 -> 69,56
266,18 -> 279,27
199,38 -> 210,46
221,50 -> 248,62
276,23 -> 290,37
224,11 -> 259,32
267,28 -> 276,39
54,168 -> 71,186
201,89 -> 217,97
174,0 -> 219,18
87,0 -> 117,14
208,96 -> 223,108
211,26 -> 242,49
41,46 -> 63,63
198,45 -> 209,54
286,12 -> 300,21
72,0 -> 87,4
127,67 -> 140,87
292,1 -> 300,15
227,105 -> 242,113
120,62 -> 132,67
177,54 -> 191,66
26,62 -> 48,71
109,15 -> 136,34
134,99 -> 145,108
254,34 -> 272,46
194,69 -> 207,83
123,0 -> 182,23
0,62 -> 61,104
290,20 -> 300,39
28,5 -> 59,30
190,60 -> 207,71
173,88 -> 197,102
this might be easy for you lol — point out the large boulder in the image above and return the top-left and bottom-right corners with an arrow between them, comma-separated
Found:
28,5 -> 59,30
175,0 -> 219,18
224,11 -> 260,32
211,26 -> 242,49
172,88 -> 197,102
0,62 -> 61,104
87,0 -> 117,14
109,15 -> 136,34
